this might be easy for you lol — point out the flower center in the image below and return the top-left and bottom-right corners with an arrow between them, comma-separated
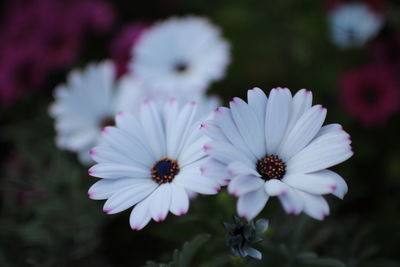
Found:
151,158 -> 180,184
360,86 -> 379,105
174,62 -> 188,73
256,155 -> 286,180
100,117 -> 115,128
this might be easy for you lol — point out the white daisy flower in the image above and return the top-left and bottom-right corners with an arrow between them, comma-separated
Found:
50,61 -> 147,164
130,16 -> 230,97
201,88 -> 353,221
88,100 -> 221,230
329,2 -> 384,49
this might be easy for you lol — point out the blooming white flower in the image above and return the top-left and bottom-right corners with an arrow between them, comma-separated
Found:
201,88 -> 353,221
130,16 -> 230,97
329,2 -> 384,49
88,100 -> 221,230
50,61 -> 147,164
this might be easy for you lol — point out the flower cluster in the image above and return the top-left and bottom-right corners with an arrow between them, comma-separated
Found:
0,0 -> 115,106
51,16 -> 353,261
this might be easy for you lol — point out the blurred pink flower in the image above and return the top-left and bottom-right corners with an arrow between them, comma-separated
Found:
110,23 -> 148,77
75,0 -> 116,34
0,0 -> 115,106
340,64 -> 400,126
0,43 -> 47,106
369,27 -> 400,72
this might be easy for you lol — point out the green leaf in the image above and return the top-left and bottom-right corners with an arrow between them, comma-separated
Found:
142,234 -> 211,267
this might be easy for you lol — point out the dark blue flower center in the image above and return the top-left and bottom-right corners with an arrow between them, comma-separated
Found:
256,155 -> 286,180
151,158 -> 180,184
174,62 -> 188,73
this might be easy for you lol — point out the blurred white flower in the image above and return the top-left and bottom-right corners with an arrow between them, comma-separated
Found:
201,88 -> 353,221
329,2 -> 384,49
88,100 -> 221,230
130,16 -> 230,97
50,61 -> 147,164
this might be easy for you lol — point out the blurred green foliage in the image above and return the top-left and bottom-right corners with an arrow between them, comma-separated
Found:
1,0 -> 400,266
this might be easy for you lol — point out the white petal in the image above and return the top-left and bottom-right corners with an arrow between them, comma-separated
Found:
314,123 -> 343,139
227,161 -> 260,177
88,177 -> 150,200
140,100 -> 166,159
164,99 -> 180,156
169,184 -> 190,216
286,129 -> 353,174
66,129 -> 99,152
247,87 -> 267,132
264,179 -> 290,196
204,141 -> 254,167
237,187 -> 269,221
149,183 -> 172,222
89,163 -> 150,179
102,126 -> 155,167
230,97 -> 265,158
200,120 -> 229,143
282,172 -> 337,195
213,107 -> 256,161
90,146 -> 133,165
200,159 -> 231,186
285,89 -> 313,133
115,111 -> 147,141
277,186 -> 304,215
297,191 -> 330,220
167,101 -> 198,159
174,167 -> 220,195
103,180 -> 157,214
279,105 -> 327,160
265,88 -> 291,154
318,169 -> 348,199
129,197 -> 152,230
178,135 -> 208,167
228,175 -> 264,196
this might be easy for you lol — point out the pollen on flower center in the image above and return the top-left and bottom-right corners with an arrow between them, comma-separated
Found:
256,155 -> 286,180
174,62 -> 188,73
151,158 -> 180,184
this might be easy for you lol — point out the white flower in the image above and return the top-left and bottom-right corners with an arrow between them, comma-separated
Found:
329,2 -> 384,49
130,16 -> 230,97
201,88 -> 353,221
50,61 -> 147,164
88,100 -> 221,230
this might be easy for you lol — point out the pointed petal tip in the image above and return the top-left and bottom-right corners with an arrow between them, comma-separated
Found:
178,209 -> 188,216
103,207 -> 112,214
89,149 -> 96,156
214,107 -> 222,114
101,128 -> 109,134
88,168 -> 95,175
203,145 -> 212,152
155,215 -> 166,222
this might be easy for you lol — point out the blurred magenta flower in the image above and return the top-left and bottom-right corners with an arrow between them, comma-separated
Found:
0,0 -> 115,106
110,23 -> 148,77
340,64 -> 400,126
0,42 -> 47,106
369,27 -> 400,72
